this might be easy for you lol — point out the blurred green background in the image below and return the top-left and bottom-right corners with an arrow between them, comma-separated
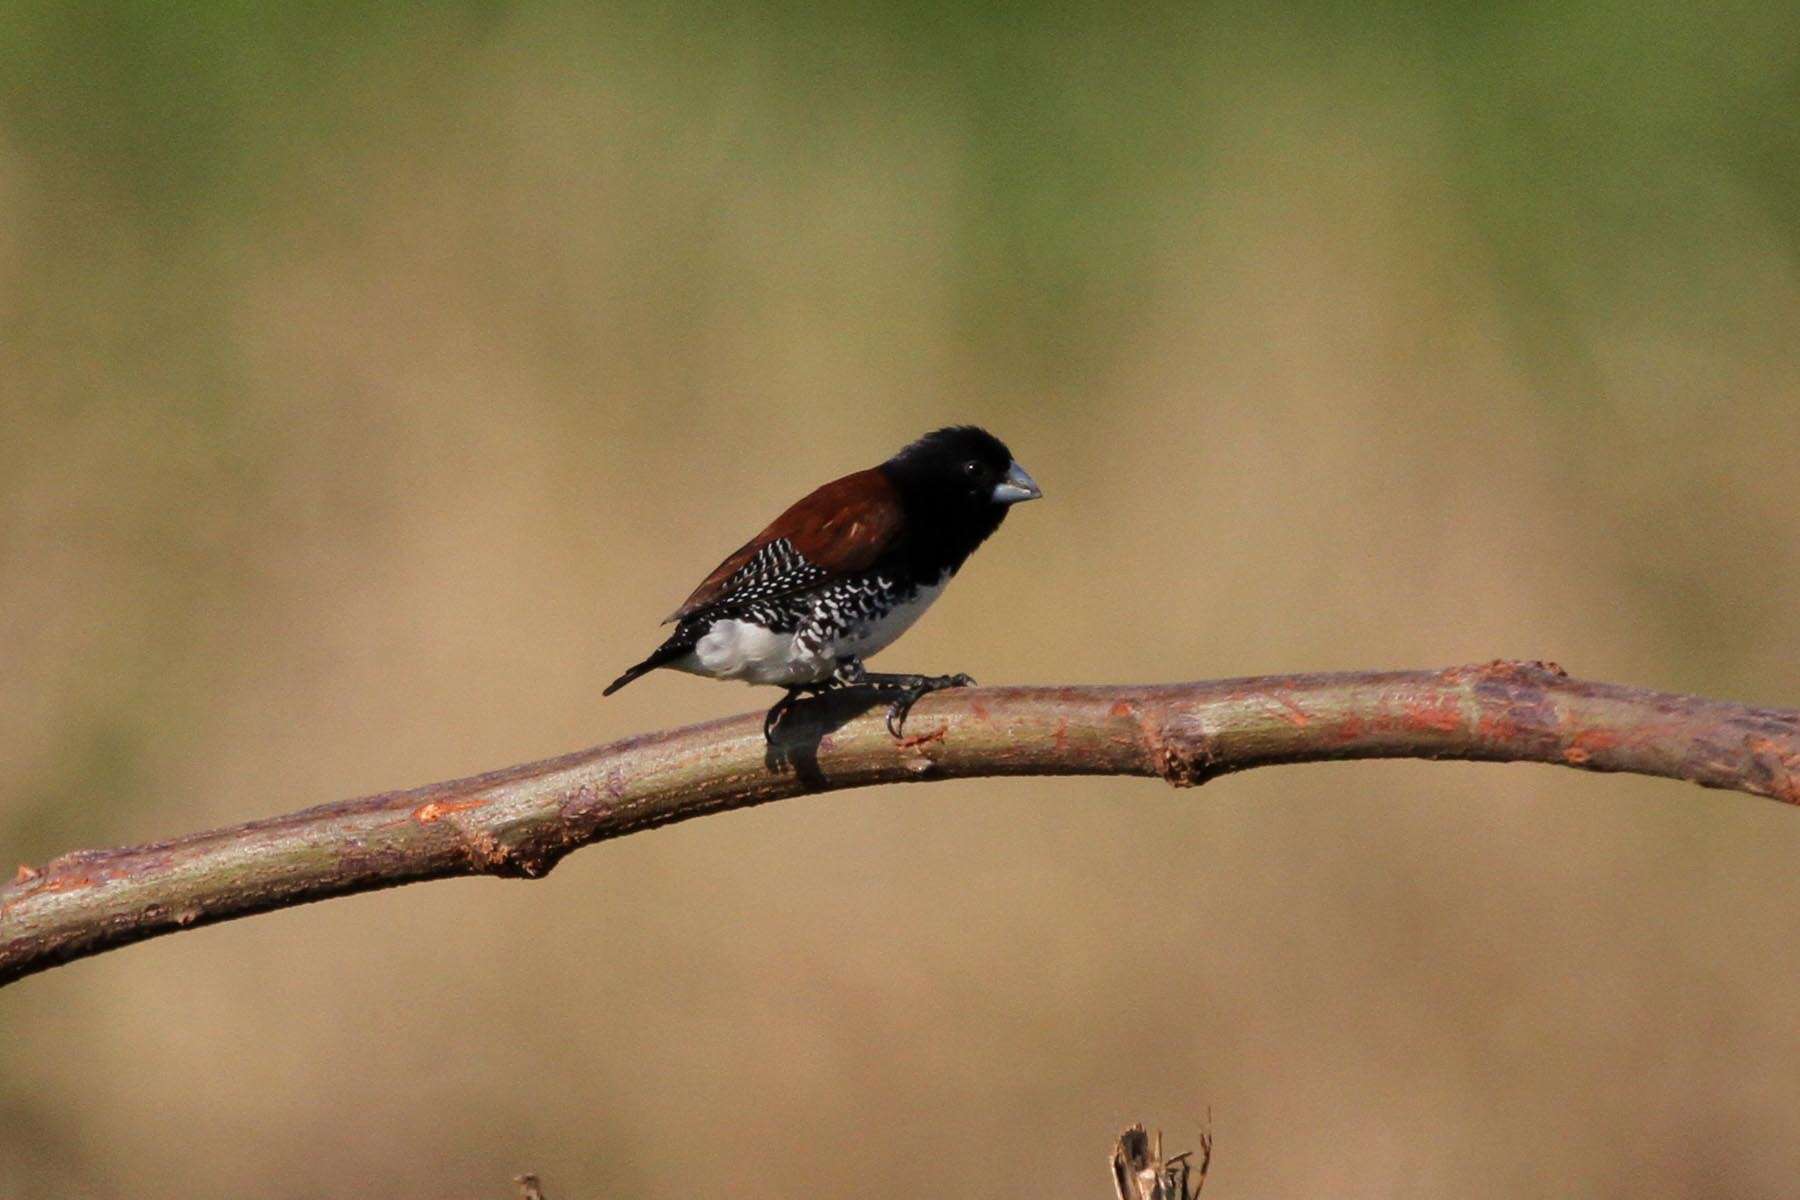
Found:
3,2 -> 1798,1196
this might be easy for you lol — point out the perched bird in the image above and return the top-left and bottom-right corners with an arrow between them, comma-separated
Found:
604,426 -> 1042,739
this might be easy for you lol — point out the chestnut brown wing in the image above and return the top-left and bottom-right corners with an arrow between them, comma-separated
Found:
665,468 -> 904,623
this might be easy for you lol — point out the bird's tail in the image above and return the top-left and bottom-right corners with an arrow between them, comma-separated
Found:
602,631 -> 695,697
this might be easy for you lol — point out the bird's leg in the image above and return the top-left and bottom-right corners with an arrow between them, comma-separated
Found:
766,662 -> 881,743
763,684 -> 827,743
855,669 -> 977,737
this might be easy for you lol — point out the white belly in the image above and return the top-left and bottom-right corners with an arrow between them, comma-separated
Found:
673,619 -> 831,686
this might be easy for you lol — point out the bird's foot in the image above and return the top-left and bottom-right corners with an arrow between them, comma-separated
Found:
763,678 -> 856,743
860,671 -> 976,737
763,685 -> 822,743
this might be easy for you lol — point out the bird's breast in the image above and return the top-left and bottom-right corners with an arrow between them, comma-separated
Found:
828,572 -> 949,658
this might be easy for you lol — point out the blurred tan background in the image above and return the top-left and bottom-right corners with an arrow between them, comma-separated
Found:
3,3 -> 1799,1197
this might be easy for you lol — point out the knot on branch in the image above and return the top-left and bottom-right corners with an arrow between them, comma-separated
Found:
1155,731 -> 1215,788
412,796 -> 562,879
474,832 -> 559,880
1743,735 -> 1800,805
1110,699 -> 1214,787
1455,658 -> 1569,685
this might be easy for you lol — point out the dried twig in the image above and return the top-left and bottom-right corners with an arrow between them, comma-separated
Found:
1112,1122 -> 1211,1200
3,662 -> 1797,987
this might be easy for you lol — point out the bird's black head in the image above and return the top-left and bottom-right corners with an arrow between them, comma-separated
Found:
881,425 -> 1041,576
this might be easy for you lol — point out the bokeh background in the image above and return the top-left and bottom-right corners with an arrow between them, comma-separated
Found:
4,3 -> 1798,1196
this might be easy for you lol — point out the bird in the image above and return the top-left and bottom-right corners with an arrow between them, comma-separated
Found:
603,425 -> 1042,740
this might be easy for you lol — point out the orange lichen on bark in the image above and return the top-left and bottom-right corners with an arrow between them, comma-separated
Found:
1563,727 -> 1623,764
1476,713 -> 1524,742
412,797 -> 488,824
1745,736 -> 1800,803
1402,696 -> 1464,733
896,725 -> 948,750
1269,693 -> 1312,727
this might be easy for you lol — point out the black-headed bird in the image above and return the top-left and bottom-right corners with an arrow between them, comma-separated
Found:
604,426 -> 1041,739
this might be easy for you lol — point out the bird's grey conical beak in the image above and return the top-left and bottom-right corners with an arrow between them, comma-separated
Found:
991,460 -> 1042,505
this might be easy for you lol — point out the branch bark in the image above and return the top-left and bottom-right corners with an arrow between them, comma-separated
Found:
3,661 -> 1797,988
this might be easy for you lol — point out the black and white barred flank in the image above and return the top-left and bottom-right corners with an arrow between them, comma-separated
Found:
658,566 -> 950,688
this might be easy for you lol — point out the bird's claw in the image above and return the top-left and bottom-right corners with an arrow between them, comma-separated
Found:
884,673 -> 976,738
884,699 -> 909,738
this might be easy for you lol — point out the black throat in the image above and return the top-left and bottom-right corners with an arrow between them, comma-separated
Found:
877,461 -> 1009,582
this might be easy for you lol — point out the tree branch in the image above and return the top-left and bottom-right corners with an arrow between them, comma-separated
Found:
3,662 -> 1796,988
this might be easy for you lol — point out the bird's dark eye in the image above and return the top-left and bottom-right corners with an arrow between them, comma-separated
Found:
962,460 -> 981,475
